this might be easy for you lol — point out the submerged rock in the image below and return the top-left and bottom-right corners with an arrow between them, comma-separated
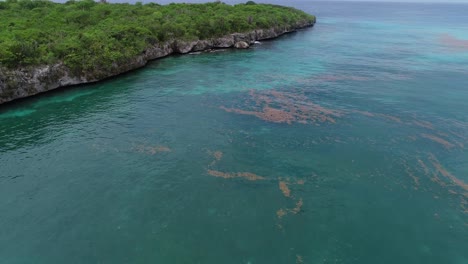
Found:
234,41 -> 250,49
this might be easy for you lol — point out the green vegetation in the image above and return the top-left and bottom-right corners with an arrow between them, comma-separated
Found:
0,0 -> 315,72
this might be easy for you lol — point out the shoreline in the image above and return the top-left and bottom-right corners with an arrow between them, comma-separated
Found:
0,22 -> 314,106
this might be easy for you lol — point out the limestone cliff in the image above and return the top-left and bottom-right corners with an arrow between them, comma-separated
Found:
0,21 -> 314,105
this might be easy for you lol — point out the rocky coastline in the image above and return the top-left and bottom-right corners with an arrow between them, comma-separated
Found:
0,20 -> 314,105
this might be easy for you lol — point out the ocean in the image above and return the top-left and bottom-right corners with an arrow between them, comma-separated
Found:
0,1 -> 467,263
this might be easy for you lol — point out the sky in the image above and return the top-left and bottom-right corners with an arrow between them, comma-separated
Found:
328,0 -> 468,2
141,0 -> 468,3
104,0 -> 468,4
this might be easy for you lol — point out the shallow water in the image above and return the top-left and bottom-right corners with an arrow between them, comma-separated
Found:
1,1 -> 467,263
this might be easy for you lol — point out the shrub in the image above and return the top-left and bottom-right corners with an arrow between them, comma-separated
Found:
0,0 -> 315,71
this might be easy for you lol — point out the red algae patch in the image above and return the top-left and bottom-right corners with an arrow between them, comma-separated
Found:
221,90 -> 343,125
221,106 -> 296,124
353,110 -> 407,124
213,151 -> 223,161
262,106 -> 297,124
290,198 -> 303,214
208,150 -> 223,167
429,154 -> 468,191
207,170 -> 265,181
276,208 -> 287,219
279,181 -> 291,197
296,179 -> 306,185
404,164 -> 420,190
461,197 -> 468,213
419,153 -> 468,214
439,34 -> 468,50
207,170 -> 233,179
352,110 -> 376,117
237,172 -> 266,181
413,120 -> 434,130
418,159 -> 430,175
379,114 -> 402,124
421,134 -> 455,149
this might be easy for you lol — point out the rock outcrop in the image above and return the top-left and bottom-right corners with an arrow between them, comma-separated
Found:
0,20 -> 314,105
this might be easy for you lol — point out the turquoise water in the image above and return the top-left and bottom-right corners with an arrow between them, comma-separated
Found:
1,1 -> 468,263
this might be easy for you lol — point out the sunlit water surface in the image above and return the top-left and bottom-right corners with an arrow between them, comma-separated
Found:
1,1 -> 467,263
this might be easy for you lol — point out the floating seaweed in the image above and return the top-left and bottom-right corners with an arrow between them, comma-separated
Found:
221,90 -> 343,125
208,150 -> 223,167
352,110 -> 375,117
421,134 -> 455,149
276,208 -> 287,219
221,106 -> 296,124
290,198 -> 304,214
379,114 -> 402,124
413,120 -> 434,130
439,34 -> 468,50
461,198 -> 468,213
213,151 -> 223,161
207,170 -> 265,181
204,151 -> 309,235
403,162 -> 420,190
410,153 -> 468,214
428,154 -> 468,191
279,181 -> 291,197
237,172 -> 266,181
296,179 -> 306,185
417,159 -> 430,175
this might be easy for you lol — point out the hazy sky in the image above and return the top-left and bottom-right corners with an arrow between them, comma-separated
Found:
299,0 -> 468,2
108,0 -> 468,4
149,0 -> 468,3
332,0 -> 468,1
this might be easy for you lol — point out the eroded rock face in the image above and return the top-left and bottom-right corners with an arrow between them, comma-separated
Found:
212,36 -> 235,48
234,41 -> 250,49
0,64 -> 87,104
0,21 -> 314,105
192,40 -> 213,51
173,40 -> 198,54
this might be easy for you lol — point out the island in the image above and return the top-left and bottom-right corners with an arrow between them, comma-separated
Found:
0,0 -> 316,104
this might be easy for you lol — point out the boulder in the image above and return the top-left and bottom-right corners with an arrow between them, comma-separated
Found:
234,41 -> 250,49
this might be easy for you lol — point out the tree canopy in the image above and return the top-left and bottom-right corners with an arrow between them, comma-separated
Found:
0,0 -> 315,72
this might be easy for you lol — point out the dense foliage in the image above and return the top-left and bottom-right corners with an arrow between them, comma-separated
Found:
0,0 -> 315,72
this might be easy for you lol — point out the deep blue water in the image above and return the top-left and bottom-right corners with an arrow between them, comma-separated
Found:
1,1 -> 467,263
